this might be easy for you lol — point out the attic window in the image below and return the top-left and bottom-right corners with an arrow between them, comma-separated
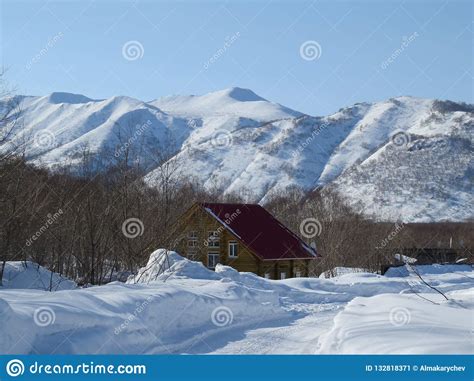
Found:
228,241 -> 238,258
188,231 -> 198,239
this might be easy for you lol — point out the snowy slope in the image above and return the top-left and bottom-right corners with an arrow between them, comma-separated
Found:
1,90 -> 472,222
150,87 -> 302,121
329,98 -> 473,222
0,252 -> 472,354
146,96 -> 473,222
144,105 -> 369,202
5,93 -> 192,170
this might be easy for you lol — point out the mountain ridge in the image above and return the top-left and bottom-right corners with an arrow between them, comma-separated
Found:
1,89 -> 472,223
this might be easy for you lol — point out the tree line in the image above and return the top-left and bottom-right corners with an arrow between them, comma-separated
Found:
0,74 -> 472,286
2,153 -> 471,286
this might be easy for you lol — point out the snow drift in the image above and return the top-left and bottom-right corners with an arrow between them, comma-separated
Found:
0,251 -> 472,355
0,251 -> 284,354
384,263 -> 472,277
0,261 -> 76,291
127,249 -> 221,284
318,292 -> 473,354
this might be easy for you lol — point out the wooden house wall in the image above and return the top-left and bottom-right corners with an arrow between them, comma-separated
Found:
170,205 -> 311,279
172,206 -> 259,273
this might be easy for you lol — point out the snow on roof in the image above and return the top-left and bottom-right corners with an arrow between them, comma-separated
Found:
204,207 -> 242,239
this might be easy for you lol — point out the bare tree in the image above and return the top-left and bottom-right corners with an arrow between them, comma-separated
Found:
0,71 -> 21,147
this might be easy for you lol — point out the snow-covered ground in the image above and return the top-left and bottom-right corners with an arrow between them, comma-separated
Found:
0,251 -> 472,355
0,261 -> 76,291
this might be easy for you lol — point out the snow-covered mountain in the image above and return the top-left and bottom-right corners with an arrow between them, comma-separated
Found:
5,92 -> 192,169
150,87 -> 302,120
2,88 -> 472,222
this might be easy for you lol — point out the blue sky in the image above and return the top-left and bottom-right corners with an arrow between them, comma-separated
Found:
0,0 -> 472,115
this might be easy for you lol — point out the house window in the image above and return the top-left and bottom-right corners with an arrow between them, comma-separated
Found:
294,271 -> 302,278
280,272 -> 286,280
207,253 -> 220,269
228,241 -> 238,258
188,231 -> 198,248
208,231 -> 220,247
187,250 -> 199,261
264,273 -> 271,279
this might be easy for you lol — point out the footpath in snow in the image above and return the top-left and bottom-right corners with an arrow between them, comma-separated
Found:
0,250 -> 472,355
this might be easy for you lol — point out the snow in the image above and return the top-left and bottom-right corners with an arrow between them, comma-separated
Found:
0,253 -> 472,355
384,263 -> 472,277
0,261 -> 76,291
318,267 -> 369,278
127,249 -> 221,283
394,253 -> 417,263
330,98 -> 473,222
46,92 -> 94,104
0,253 -> 284,354
317,293 -> 473,354
203,208 -> 241,239
151,87 -> 301,121
4,94 -> 191,171
147,95 -> 473,222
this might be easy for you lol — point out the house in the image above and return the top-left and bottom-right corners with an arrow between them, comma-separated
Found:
381,247 -> 470,274
394,247 -> 460,265
169,202 -> 319,279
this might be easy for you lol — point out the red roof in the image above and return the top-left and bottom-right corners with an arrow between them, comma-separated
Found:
199,203 -> 318,261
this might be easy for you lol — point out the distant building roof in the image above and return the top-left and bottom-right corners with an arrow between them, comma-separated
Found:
199,202 -> 318,261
